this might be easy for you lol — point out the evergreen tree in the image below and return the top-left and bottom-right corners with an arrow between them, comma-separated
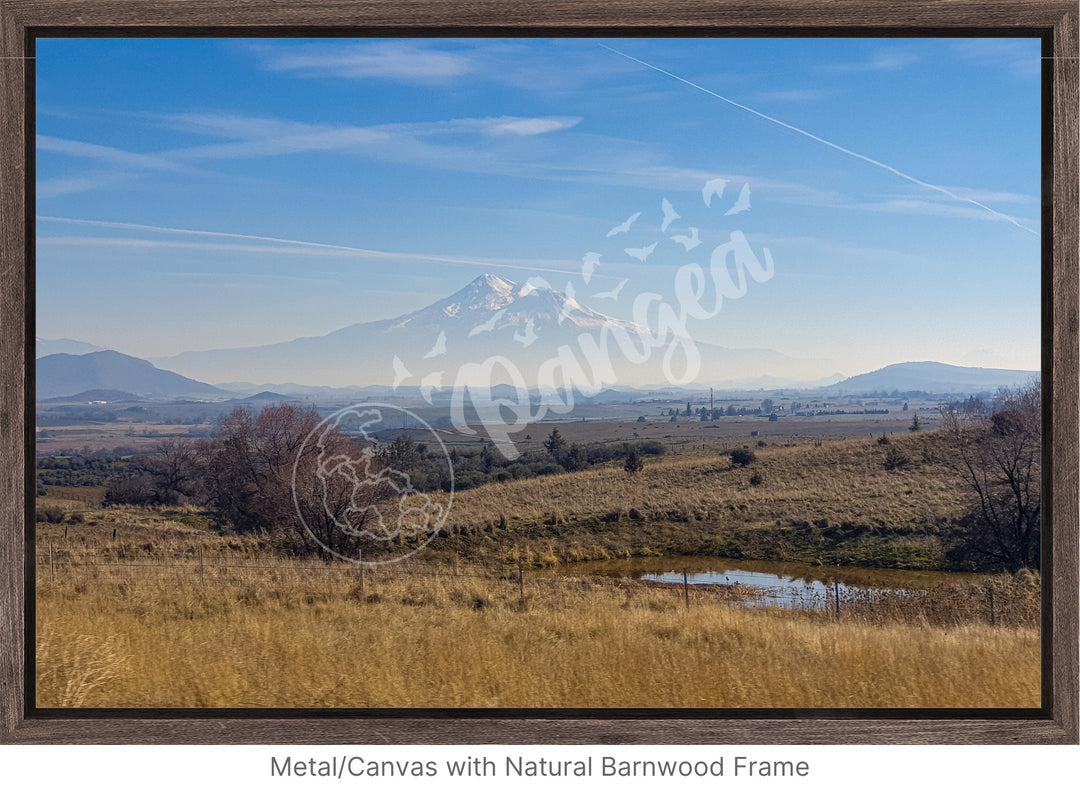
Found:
544,427 -> 567,457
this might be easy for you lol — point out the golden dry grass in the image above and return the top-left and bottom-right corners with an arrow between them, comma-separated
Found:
36,551 -> 1039,709
449,433 -> 965,532
33,432 -> 1036,709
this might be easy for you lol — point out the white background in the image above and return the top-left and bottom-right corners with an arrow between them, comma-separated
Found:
1,744 -> 1077,797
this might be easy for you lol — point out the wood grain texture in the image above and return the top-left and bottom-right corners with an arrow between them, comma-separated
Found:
0,0 -> 29,743
1048,2 -> 1080,743
0,0 -> 1076,31
0,0 -> 1077,745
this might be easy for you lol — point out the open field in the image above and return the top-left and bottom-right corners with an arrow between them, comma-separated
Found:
35,527 -> 1038,708
35,422 -> 209,455
34,396 -> 940,456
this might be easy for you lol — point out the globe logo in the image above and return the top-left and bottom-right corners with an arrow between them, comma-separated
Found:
291,403 -> 453,564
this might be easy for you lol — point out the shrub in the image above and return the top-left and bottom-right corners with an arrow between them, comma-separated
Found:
883,446 -> 911,471
730,448 -> 756,468
38,506 -> 65,524
104,474 -> 157,506
749,472 -> 763,486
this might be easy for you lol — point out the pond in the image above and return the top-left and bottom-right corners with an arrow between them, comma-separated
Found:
561,555 -> 978,610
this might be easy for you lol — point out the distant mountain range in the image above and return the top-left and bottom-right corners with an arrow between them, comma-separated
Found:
153,274 -> 804,388
825,361 -> 1037,394
36,350 -> 232,401
36,337 -> 104,358
35,277 -> 1038,402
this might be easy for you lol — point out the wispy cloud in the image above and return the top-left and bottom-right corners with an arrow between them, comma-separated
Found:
845,197 -> 1039,227
37,135 -> 184,172
253,41 -> 474,83
246,39 -> 641,94
37,111 -> 583,197
150,113 -> 582,167
35,216 -> 585,278
951,39 -> 1041,80
486,117 -> 582,136
821,46 -> 921,73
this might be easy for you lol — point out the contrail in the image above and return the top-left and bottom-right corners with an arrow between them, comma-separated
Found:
600,44 -> 1036,235
36,215 -> 582,277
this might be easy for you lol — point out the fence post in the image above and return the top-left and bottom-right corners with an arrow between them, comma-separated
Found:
683,568 -> 690,610
199,545 -> 204,585
834,582 -> 841,618
49,542 -> 54,585
359,549 -> 364,599
988,586 -> 995,627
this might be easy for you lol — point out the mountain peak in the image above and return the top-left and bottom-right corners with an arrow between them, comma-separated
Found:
436,273 -> 519,318
470,273 -> 517,293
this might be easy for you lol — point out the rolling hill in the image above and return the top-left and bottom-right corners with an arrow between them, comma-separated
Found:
826,361 -> 1037,394
36,350 -> 232,401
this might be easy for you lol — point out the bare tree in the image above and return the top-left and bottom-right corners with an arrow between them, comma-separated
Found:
142,437 -> 203,505
937,378 -> 1041,571
201,404 -> 399,559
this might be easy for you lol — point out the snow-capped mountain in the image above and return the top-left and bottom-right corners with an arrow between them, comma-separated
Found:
381,274 -> 646,338
153,274 -> 793,389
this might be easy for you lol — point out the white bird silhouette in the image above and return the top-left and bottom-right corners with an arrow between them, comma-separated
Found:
513,319 -> 538,348
420,371 -> 443,403
702,177 -> 728,208
671,227 -> 701,251
606,211 -> 641,237
559,281 -> 578,323
581,252 -> 602,284
725,182 -> 751,216
625,242 -> 658,262
468,308 -> 507,337
423,330 -> 446,359
391,356 -> 411,389
661,198 -> 680,232
592,278 -> 629,301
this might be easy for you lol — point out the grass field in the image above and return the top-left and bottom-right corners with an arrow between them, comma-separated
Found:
33,425 -> 1038,709
35,545 -> 1039,708
34,503 -> 1039,708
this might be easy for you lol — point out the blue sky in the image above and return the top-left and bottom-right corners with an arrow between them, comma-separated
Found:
35,37 -> 1041,381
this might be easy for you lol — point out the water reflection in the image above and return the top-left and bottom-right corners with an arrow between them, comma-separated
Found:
560,556 -> 970,610
642,567 -> 849,608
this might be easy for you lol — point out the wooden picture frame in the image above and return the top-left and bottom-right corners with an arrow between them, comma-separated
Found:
1,0 -> 1076,744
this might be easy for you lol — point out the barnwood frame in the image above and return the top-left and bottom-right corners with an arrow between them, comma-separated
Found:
1,0 -> 1076,744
